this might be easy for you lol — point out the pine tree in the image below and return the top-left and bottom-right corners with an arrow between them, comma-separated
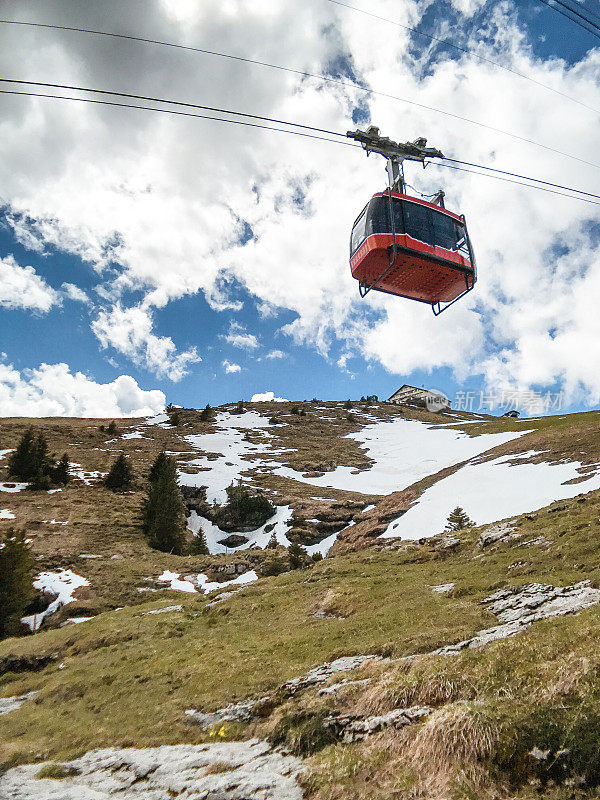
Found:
142,467 -> 187,555
445,506 -> 475,531
266,532 -> 278,549
200,404 -> 211,422
7,427 -> 36,480
0,529 -> 34,638
148,451 -> 172,483
53,453 -> 71,485
190,528 -> 209,555
107,420 -> 117,436
105,454 -> 133,490
9,429 -> 54,487
288,537 -> 306,570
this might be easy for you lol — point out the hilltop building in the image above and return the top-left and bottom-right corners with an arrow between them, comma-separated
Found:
388,384 -> 450,412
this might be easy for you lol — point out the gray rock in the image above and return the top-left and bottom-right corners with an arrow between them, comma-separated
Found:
436,581 -> 600,655
477,520 -> 517,547
0,741 -> 303,800
432,583 -> 455,594
437,535 -> 459,551
184,698 -> 262,729
280,654 -> 381,697
318,678 -> 371,696
143,605 -> 183,615
0,691 -> 38,716
324,706 -> 430,742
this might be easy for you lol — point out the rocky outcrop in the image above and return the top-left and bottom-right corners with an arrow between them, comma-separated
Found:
324,706 -> 430,742
0,741 -> 303,800
437,581 -> 600,655
478,520 -> 518,547
184,699 -> 263,729
280,654 -> 381,697
0,691 -> 38,716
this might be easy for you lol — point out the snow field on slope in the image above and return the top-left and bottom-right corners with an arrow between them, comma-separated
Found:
180,412 -> 290,505
179,409 -> 531,500
383,453 -> 600,540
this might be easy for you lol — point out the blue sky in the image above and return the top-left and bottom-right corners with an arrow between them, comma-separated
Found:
0,0 -> 599,417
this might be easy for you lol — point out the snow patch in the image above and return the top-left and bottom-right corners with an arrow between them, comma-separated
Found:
21,570 -> 90,632
187,505 -> 293,554
0,509 -> 15,519
0,482 -> 27,493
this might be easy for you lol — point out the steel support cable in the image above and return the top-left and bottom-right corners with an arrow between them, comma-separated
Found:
324,0 -> 600,114
0,19 -> 598,167
2,86 -> 599,205
536,0 -> 600,38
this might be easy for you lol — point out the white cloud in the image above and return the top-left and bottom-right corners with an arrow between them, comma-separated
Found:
224,322 -> 259,350
0,1 -> 599,404
266,349 -> 287,360
91,304 -> 200,381
0,255 -> 61,312
61,282 -> 90,304
222,360 -> 241,374
0,362 -> 165,417
250,391 -> 288,402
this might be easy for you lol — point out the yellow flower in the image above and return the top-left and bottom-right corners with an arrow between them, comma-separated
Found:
218,725 -> 227,738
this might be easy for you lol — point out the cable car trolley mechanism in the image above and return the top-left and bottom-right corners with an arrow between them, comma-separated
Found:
347,126 -> 476,315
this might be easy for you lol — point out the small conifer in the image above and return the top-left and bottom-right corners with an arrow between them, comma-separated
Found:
288,537 -> 306,570
445,506 -> 475,531
148,451 -> 171,483
190,528 -> 209,555
107,420 -> 117,436
0,529 -> 34,638
53,454 -> 71,485
105,454 -> 133,490
200,404 -> 211,422
266,532 -> 278,549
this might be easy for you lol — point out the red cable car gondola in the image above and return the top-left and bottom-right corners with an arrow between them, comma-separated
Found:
347,127 -> 477,315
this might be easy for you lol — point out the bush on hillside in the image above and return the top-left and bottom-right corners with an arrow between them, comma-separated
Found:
288,537 -> 307,570
445,507 -> 475,531
105,454 -> 133,491
200,404 -> 212,422
343,399 -> 353,409
107,421 -> 117,436
0,529 -> 34,638
212,484 -> 275,532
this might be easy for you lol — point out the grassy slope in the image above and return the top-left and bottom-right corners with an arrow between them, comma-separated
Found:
1,486 -> 600,797
3,406 -> 600,797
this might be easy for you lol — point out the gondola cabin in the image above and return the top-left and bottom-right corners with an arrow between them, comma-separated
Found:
350,191 -> 476,309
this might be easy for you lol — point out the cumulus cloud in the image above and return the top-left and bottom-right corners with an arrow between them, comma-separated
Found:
224,322 -> 259,350
0,362 -> 165,417
61,282 -> 90,303
0,255 -> 61,312
266,350 -> 287,359
250,391 -> 288,401
91,304 -> 200,381
0,0 -> 599,404
222,360 -> 241,373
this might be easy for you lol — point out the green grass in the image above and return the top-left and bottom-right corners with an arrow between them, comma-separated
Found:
2,487 -> 600,777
